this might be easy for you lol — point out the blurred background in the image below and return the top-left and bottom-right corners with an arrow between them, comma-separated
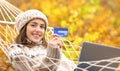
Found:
0,0 -> 120,71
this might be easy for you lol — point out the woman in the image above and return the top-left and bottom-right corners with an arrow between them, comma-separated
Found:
8,9 -> 76,71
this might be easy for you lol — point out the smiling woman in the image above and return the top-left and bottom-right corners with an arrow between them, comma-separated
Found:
8,9 -> 76,71
25,18 -> 46,44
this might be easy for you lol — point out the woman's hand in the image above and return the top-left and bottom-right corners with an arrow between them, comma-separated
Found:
48,34 -> 62,48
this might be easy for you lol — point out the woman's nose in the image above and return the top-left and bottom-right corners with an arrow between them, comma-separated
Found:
36,26 -> 41,31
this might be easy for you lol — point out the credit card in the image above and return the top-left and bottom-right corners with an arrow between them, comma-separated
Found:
54,28 -> 68,37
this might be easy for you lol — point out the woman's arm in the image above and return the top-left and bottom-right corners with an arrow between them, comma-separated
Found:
32,43 -> 62,71
11,55 -> 37,71
57,54 -> 77,71
8,43 -> 61,71
8,44 -> 38,71
33,34 -> 62,71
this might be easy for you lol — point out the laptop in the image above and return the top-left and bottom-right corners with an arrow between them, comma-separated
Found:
75,42 -> 120,71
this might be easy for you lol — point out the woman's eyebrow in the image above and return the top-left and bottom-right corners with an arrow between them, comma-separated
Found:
31,22 -> 37,25
40,24 -> 45,26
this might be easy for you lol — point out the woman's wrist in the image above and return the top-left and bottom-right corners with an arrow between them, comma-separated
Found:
47,45 -> 61,59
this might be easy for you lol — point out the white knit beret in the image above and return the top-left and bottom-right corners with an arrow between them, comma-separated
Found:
15,9 -> 48,31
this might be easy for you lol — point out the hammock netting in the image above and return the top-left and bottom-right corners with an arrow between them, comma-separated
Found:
0,0 -> 120,71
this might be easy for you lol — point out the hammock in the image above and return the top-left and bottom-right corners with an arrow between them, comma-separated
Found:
0,0 -> 119,71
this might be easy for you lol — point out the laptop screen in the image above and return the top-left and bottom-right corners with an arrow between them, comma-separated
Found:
76,42 -> 120,71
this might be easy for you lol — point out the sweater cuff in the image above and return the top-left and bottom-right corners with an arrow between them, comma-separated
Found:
47,45 -> 61,59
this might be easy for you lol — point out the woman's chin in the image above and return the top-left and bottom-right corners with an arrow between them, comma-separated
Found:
31,40 -> 40,43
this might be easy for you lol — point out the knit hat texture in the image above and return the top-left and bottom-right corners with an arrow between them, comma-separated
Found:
15,9 -> 48,31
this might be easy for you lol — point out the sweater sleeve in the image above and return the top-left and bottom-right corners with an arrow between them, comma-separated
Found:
11,55 -> 37,71
32,45 -> 62,71
8,44 -> 62,71
47,45 -> 61,59
8,44 -> 38,71
57,54 -> 77,71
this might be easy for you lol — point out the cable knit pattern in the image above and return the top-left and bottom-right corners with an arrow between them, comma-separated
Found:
15,9 -> 48,31
47,45 -> 61,59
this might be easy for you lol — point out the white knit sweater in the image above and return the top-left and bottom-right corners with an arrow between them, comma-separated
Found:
8,44 -> 76,71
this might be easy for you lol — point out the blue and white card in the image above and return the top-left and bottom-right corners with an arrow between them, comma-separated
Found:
54,28 -> 68,37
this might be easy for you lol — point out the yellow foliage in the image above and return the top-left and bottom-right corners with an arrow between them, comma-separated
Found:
1,0 -> 120,70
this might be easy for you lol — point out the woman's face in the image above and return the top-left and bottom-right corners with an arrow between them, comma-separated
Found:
26,18 -> 46,43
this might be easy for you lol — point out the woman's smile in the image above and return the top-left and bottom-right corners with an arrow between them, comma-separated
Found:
26,18 -> 45,43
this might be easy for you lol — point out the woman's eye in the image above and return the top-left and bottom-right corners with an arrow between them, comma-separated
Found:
31,24 -> 36,27
40,26 -> 45,28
